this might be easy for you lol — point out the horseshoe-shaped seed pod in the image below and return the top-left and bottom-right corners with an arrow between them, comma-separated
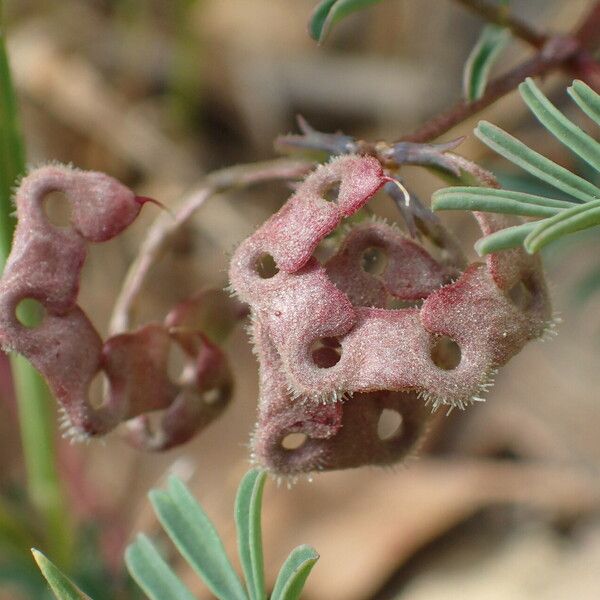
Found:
0,165 -> 237,448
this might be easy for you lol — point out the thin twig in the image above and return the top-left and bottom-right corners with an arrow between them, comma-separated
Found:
452,0 -> 548,48
402,1 -> 600,143
401,35 -> 579,143
109,158 -> 313,334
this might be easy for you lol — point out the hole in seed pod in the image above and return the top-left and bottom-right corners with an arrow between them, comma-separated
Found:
311,337 -> 342,368
88,372 -> 109,410
43,190 -> 72,228
15,298 -> 46,328
322,181 -> 340,203
377,409 -> 403,440
281,432 -> 307,450
204,387 -> 224,405
139,411 -> 163,439
361,246 -> 388,276
430,335 -> 461,370
255,253 -> 279,279
167,342 -> 189,384
507,278 -> 534,311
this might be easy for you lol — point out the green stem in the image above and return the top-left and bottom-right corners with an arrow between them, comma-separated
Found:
0,3 -> 72,567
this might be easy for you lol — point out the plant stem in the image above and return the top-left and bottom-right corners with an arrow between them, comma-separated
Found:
400,36 -> 579,143
402,1 -> 600,143
0,4 -> 72,567
452,0 -> 548,48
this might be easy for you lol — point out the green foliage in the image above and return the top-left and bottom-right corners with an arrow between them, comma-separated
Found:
35,470 -> 320,600
463,24 -> 510,102
126,470 -> 319,600
144,476 -> 247,600
126,535 -> 196,600
433,78 -> 600,255
31,551 -> 92,600
235,470 -> 267,600
309,0 -> 385,43
270,546 -> 319,600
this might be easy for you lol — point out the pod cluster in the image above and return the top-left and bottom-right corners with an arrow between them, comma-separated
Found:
229,155 -> 551,475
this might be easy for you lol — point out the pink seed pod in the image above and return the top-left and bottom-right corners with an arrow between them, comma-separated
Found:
229,155 -> 552,475
0,165 -> 236,448
0,165 -> 145,436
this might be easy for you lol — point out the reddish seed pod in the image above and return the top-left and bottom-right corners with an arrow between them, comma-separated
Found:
0,165 -> 235,448
229,155 -> 552,476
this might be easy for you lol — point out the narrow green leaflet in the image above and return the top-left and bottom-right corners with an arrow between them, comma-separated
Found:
520,78 -> 600,173
432,186 -> 573,217
475,121 -> 600,202
567,80 -> 600,124
270,545 -> 319,600
309,0 -> 384,43
474,221 -> 538,256
150,477 -> 247,600
309,0 -> 336,40
125,535 -> 197,600
235,470 -> 267,600
524,198 -> 600,253
31,549 -> 93,600
463,24 -> 510,102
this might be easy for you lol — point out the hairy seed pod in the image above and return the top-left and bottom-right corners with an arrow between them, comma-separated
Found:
229,155 -> 552,475
0,166 -> 237,448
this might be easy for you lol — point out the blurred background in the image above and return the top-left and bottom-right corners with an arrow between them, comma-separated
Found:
1,0 -> 600,598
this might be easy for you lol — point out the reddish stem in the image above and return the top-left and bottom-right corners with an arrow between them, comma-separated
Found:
401,1 -> 600,144
452,0 -> 548,48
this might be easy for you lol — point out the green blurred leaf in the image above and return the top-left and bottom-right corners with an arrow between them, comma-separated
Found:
475,121 -> 600,202
568,79 -> 600,124
474,220 -> 538,255
125,535 -> 196,600
520,78 -> 600,173
235,470 -> 267,600
524,198 -> 600,253
0,496 -> 37,558
150,477 -> 247,600
32,550 -> 92,600
271,545 -> 319,600
432,186 -> 574,217
309,0 -> 384,42
463,24 -> 510,102
0,28 -> 24,268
